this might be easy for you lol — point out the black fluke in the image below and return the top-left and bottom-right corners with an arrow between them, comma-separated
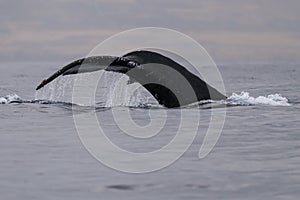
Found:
36,50 -> 226,108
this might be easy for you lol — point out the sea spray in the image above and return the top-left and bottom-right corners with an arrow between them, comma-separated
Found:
226,92 -> 290,106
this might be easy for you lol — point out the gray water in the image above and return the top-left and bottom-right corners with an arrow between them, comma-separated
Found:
0,62 -> 299,199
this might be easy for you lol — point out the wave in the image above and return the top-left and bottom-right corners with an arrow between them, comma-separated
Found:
0,94 -> 73,106
225,92 -> 290,106
0,92 -> 291,108
0,94 -> 22,104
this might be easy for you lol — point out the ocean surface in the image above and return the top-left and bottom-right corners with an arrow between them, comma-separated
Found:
0,61 -> 299,199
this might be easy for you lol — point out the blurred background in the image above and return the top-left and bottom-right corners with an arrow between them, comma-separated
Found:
1,2 -> 300,200
0,0 -> 299,63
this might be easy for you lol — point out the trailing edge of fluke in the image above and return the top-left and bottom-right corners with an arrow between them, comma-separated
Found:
36,50 -> 226,108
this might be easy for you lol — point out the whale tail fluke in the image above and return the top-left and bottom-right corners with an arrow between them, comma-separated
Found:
36,50 -> 226,108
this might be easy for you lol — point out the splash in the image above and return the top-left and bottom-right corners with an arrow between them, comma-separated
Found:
34,71 -> 159,107
35,75 -> 75,102
226,92 -> 290,106
99,71 -> 159,107
0,94 -> 22,104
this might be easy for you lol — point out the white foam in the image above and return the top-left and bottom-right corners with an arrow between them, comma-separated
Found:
0,94 -> 22,104
226,92 -> 290,106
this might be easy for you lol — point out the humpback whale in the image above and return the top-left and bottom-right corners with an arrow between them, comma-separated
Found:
36,50 -> 226,108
